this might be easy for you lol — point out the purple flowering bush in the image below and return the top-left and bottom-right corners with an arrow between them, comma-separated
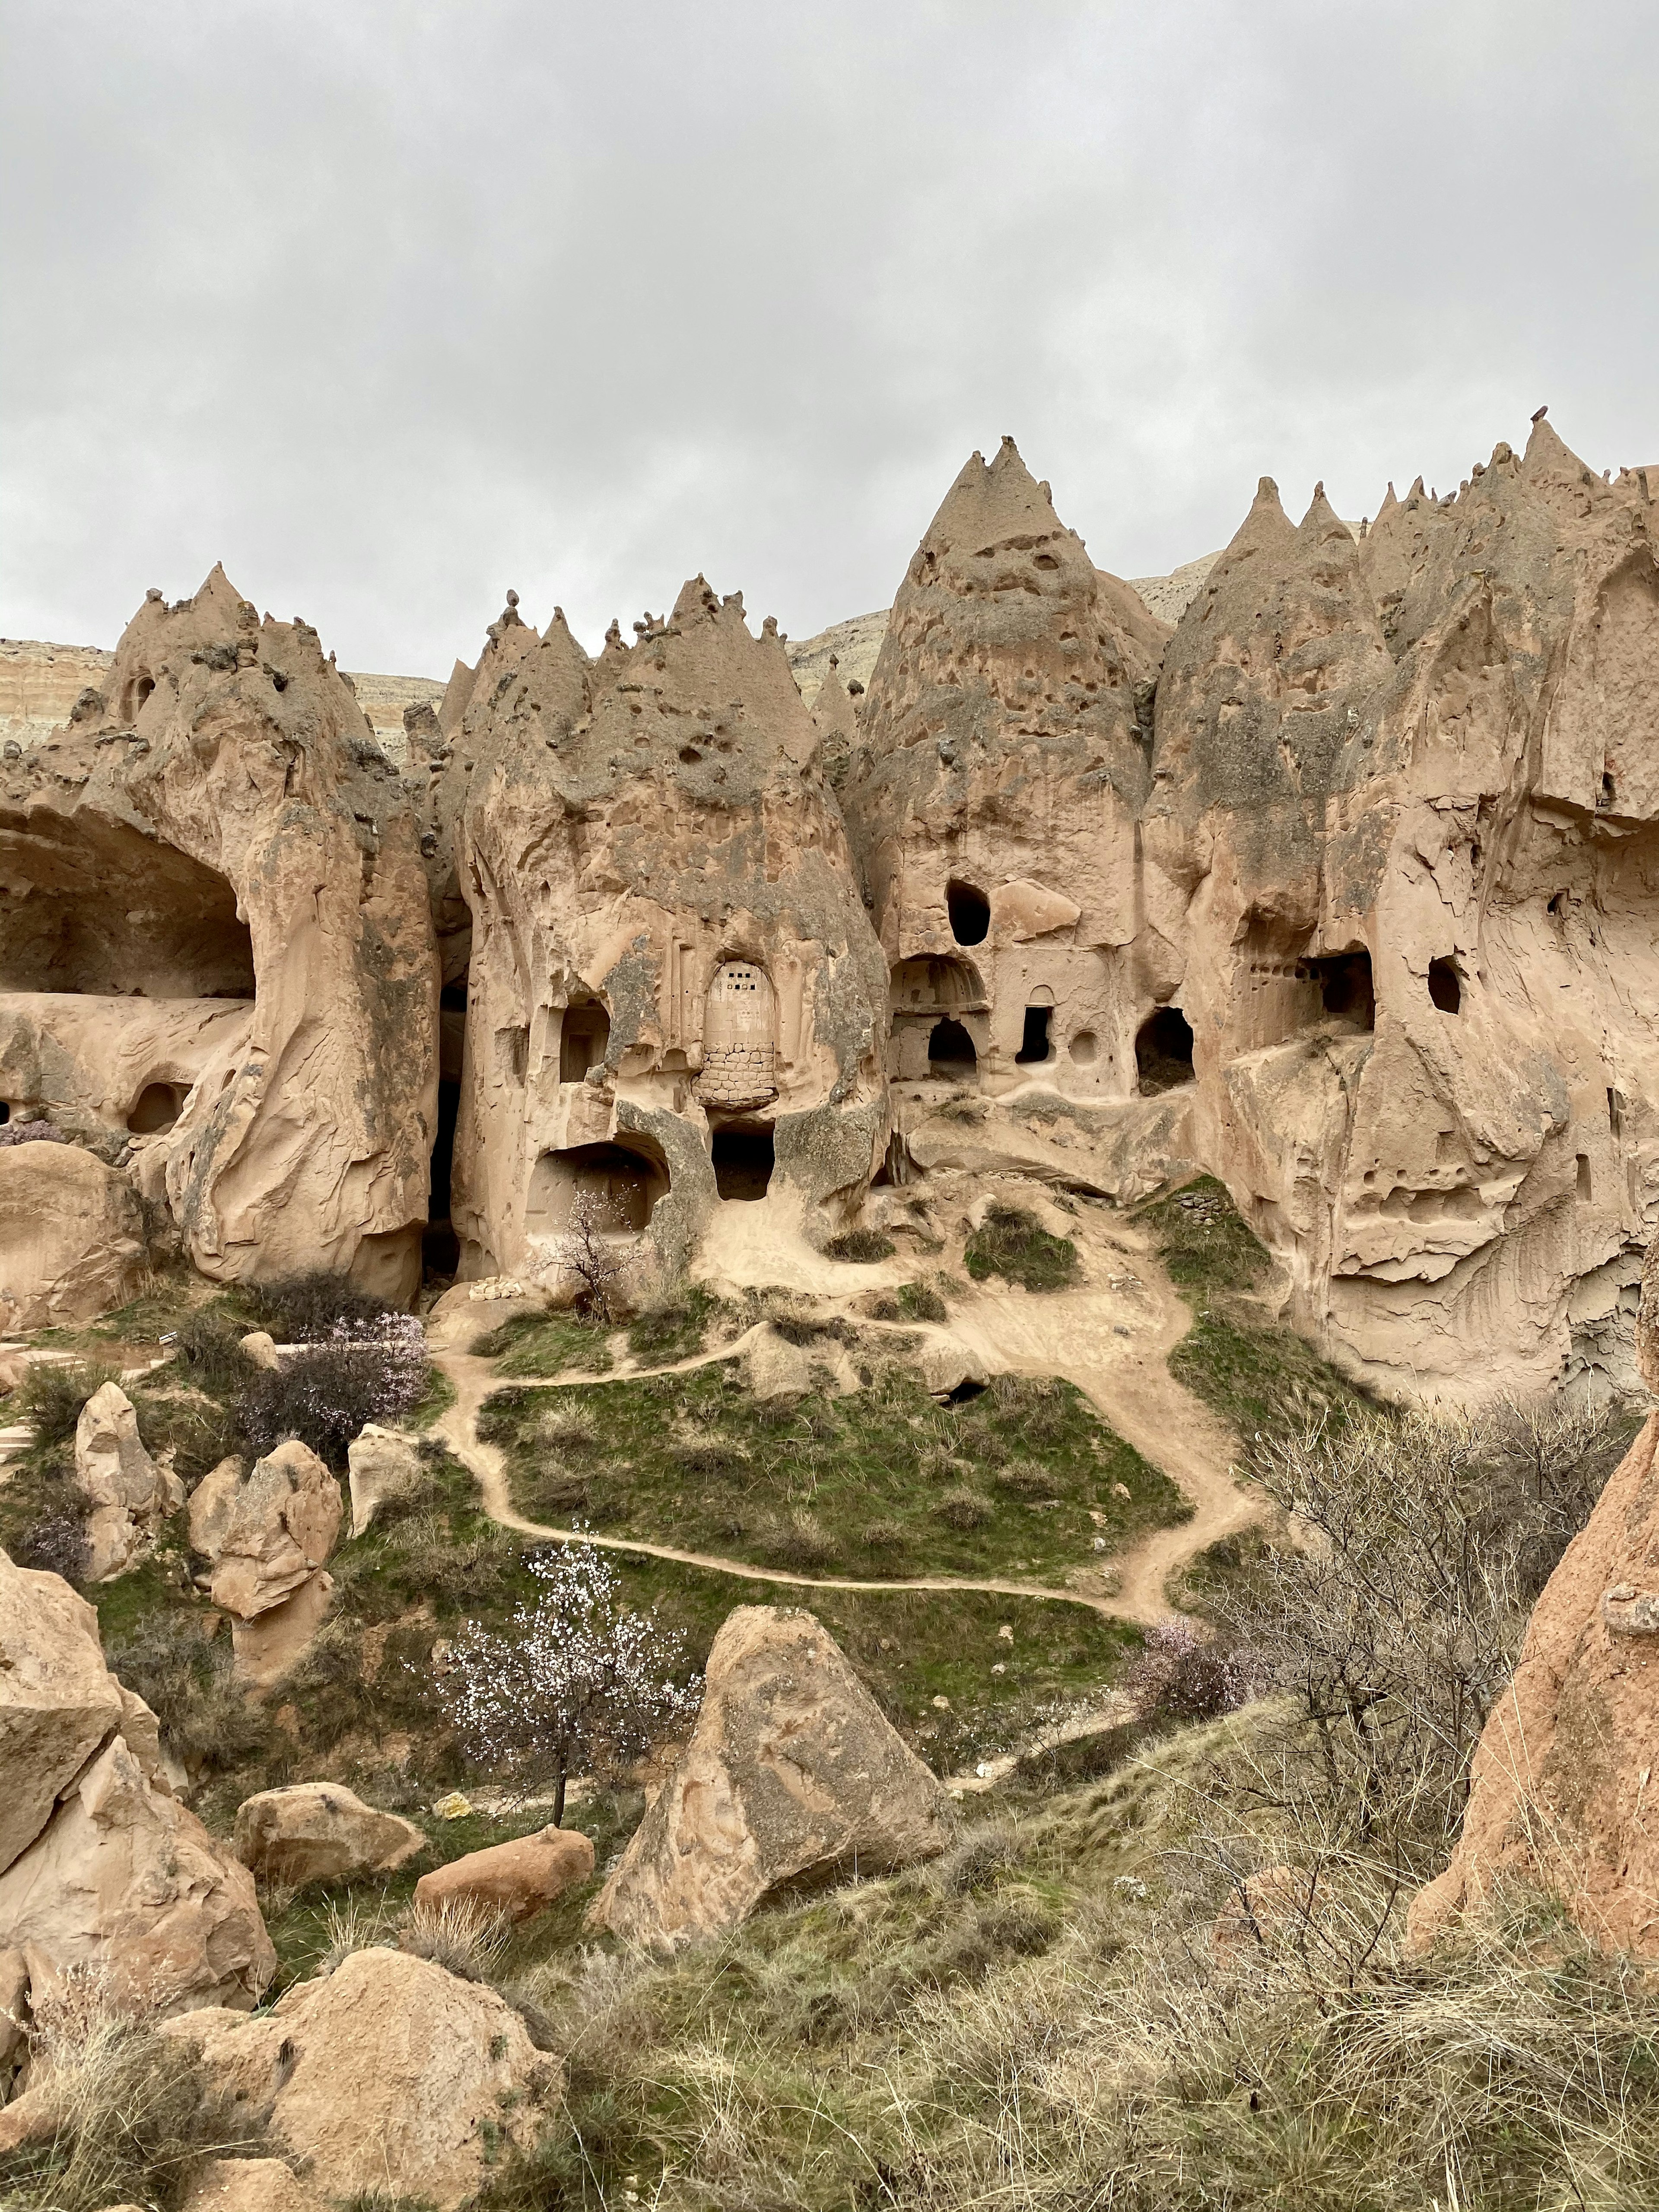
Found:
238,1312 -> 428,1468
1125,1616 -> 1265,1727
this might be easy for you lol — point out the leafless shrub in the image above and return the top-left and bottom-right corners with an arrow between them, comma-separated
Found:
552,1189 -> 629,1322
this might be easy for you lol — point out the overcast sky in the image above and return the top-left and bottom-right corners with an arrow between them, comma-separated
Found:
3,1 -> 1655,677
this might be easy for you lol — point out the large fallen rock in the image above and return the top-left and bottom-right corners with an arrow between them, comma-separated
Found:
210,1441 -> 341,1620
0,1548 -> 124,1878
589,1605 -> 955,1947
233,1783 -> 426,1887
1408,1408 -> 1659,1958
414,1825 -> 594,1923
75,1380 -> 185,1581
159,1948 -> 557,2209
345,1421 -> 422,1536
0,1143 -> 146,1334
188,1455 -> 245,1562
229,1570 -> 334,1687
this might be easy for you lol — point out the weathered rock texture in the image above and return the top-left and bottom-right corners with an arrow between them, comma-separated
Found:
413,1824 -> 594,1922
428,580 -> 889,1288
159,1948 -> 556,2210
0,567 -> 436,1300
75,1381 -> 184,1581
209,1440 -> 341,1621
233,1783 -> 425,1886
0,1548 -> 273,2015
1408,1252 -> 1659,1955
591,1605 -> 955,1947
0,1142 -> 146,1334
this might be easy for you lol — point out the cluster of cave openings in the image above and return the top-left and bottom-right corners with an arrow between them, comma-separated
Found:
712,1124 -> 775,1201
560,998 -> 611,1083
946,880 -> 990,947
1136,1006 -> 1195,1094
528,1138 -> 669,1234
1299,950 -> 1375,1032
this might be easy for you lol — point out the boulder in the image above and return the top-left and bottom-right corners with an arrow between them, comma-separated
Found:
916,1333 -> 987,1399
1408,1408 -> 1659,1958
188,1455 -> 245,1562
229,1570 -> 335,1688
0,1731 -> 273,2015
0,1548 -> 123,1878
159,1948 -> 557,2209
346,1421 -> 423,1536
744,1326 -> 813,1402
210,1441 -> 341,1621
413,1825 -> 594,1923
238,1331 -> 282,1372
0,1143 -> 146,1334
182,2159 -> 326,2212
75,1381 -> 184,1581
233,1783 -> 426,1887
589,1606 -> 956,1948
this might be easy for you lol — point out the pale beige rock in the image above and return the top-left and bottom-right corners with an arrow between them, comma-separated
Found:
230,1570 -> 334,1687
427,580 -> 889,1289
1408,1405 -> 1659,1958
346,1421 -> 422,1535
159,1949 -> 556,2209
0,568 -> 437,1300
188,1455 -> 245,1562
181,2158 -> 325,2212
233,1783 -> 426,1887
916,1334 -> 987,1398
0,1945 -> 27,2074
590,1606 -> 955,1948
0,1548 -> 124,1878
413,1824 -> 594,1923
743,1325 -> 813,1402
238,1331 -> 281,1372
0,1733 -> 273,2015
75,1381 -> 183,1582
210,1442 -> 341,1621
0,1144 -> 146,1334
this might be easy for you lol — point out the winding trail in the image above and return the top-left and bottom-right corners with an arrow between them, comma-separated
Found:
429,1215 -> 1259,1628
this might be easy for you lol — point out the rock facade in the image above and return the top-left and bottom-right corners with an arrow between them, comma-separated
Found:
209,1440 -> 341,1622
0,1142 -> 146,1334
590,1605 -> 956,1947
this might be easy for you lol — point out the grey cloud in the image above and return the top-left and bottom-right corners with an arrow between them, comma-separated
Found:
2,0 -> 1654,674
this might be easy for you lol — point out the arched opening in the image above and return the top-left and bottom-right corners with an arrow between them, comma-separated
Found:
712,1124 -> 775,1201
697,961 -> 777,1110
889,955 -> 985,1014
527,1139 -> 670,1235
946,880 -> 990,947
1069,1030 -> 1098,1064
928,1018 -> 976,1070
0,815 -> 254,999
1136,1007 -> 1194,1093
0,1102 -> 10,1125
127,1081 -> 185,1135
1299,950 -> 1375,1032
559,999 -> 610,1083
1015,1007 -> 1053,1064
1428,958 -> 1462,1014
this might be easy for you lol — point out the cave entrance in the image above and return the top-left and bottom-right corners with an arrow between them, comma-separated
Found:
127,1081 -> 186,1135
528,1138 -> 670,1234
1299,950 -> 1375,1031
0,814 -> 254,998
1428,958 -> 1463,1014
1015,1006 -> 1053,1064
712,1125 -> 775,1201
946,880 -> 990,947
927,1018 -> 977,1071
560,999 -> 611,1083
1136,1007 -> 1195,1093
424,1077 -> 462,1277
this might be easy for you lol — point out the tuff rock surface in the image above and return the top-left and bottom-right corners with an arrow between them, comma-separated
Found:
0,1142 -> 146,1333
589,1605 -> 956,1947
413,1824 -> 594,1922
74,1381 -> 184,1581
232,1783 -> 426,1887
209,1440 -> 341,1621
159,1948 -> 557,2210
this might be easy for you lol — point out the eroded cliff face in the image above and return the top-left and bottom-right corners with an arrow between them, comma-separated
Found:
1145,426 -> 1659,1398
426,578 -> 889,1287
0,566 -> 437,1300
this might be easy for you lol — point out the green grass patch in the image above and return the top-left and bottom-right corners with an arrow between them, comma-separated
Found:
410,1361 -> 458,1430
486,1361 -> 1184,1586
1169,1308 -> 1366,1444
963,1205 -> 1079,1292
626,1283 -> 725,1366
472,1310 -> 614,1377
1135,1174 -> 1271,1297
897,1277 -> 950,1323
825,1228 -> 897,1263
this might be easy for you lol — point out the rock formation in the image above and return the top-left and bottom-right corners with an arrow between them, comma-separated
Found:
426,579 -> 889,1289
74,1381 -> 183,1581
232,1782 -> 426,1887
0,1548 -> 273,2017
345,1420 -> 422,1535
0,566 -> 437,1300
0,1141 -> 146,1333
208,1441 -> 342,1623
590,1605 -> 956,1947
158,1948 -> 557,2210
413,1824 -> 594,1921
